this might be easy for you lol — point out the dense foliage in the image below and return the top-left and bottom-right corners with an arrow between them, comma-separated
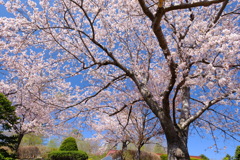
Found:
234,146 -> 240,160
21,134 -> 43,146
48,151 -> 88,160
223,154 -> 232,160
0,153 -> 14,160
59,137 -> 78,151
160,154 -> 168,160
0,93 -> 19,159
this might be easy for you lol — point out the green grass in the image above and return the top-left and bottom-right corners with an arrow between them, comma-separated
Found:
87,153 -> 107,160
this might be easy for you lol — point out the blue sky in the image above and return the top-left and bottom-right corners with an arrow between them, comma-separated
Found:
0,3 -> 239,160
188,133 -> 239,159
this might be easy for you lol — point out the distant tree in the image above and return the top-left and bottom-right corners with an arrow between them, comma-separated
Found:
70,129 -> 84,140
141,143 -> 155,153
223,154 -> 232,160
154,143 -> 166,154
0,47 -> 78,152
0,93 -> 19,158
20,133 -> 43,146
77,140 -> 92,154
200,154 -> 209,160
234,146 -> 240,160
47,139 -> 59,149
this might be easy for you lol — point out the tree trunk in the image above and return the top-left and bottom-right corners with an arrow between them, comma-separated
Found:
122,141 -> 128,152
121,141 -> 128,160
165,87 -> 191,160
166,129 -> 190,160
15,133 -> 24,155
135,146 -> 141,160
138,79 -> 191,160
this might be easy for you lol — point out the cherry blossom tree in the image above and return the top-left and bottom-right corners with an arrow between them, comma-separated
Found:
127,104 -> 163,160
91,103 -> 162,159
0,50 -> 79,151
0,0 -> 239,159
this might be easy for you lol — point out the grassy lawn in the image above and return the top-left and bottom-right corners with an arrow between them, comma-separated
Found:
88,153 -> 107,160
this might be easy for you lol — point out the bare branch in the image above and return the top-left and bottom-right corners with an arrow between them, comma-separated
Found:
67,74 -> 127,109
200,118 -> 240,142
109,100 -> 142,116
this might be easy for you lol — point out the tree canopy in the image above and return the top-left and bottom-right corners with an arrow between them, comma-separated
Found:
0,0 -> 239,159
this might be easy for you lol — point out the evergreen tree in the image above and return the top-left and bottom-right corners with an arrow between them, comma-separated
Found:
234,146 -> 240,160
0,93 -> 19,158
223,154 -> 232,160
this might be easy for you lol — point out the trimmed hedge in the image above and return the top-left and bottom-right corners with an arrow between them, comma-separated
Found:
59,137 -> 78,151
48,151 -> 88,160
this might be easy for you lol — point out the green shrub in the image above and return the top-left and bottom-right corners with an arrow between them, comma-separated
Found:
160,154 -> 168,160
112,150 -> 160,160
59,137 -> 78,151
0,153 -> 4,160
48,151 -> 88,160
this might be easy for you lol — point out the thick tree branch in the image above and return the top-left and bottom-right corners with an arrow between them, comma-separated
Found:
138,0 -> 155,21
207,0 -> 229,31
181,91 -> 235,129
213,0 -> 229,24
164,0 -> 226,13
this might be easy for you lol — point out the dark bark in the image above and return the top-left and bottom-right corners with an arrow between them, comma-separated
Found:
159,112 -> 190,160
15,133 -> 24,155
122,141 -> 128,152
166,128 -> 190,160
136,146 -> 141,160
164,87 -> 190,160
121,140 -> 128,160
